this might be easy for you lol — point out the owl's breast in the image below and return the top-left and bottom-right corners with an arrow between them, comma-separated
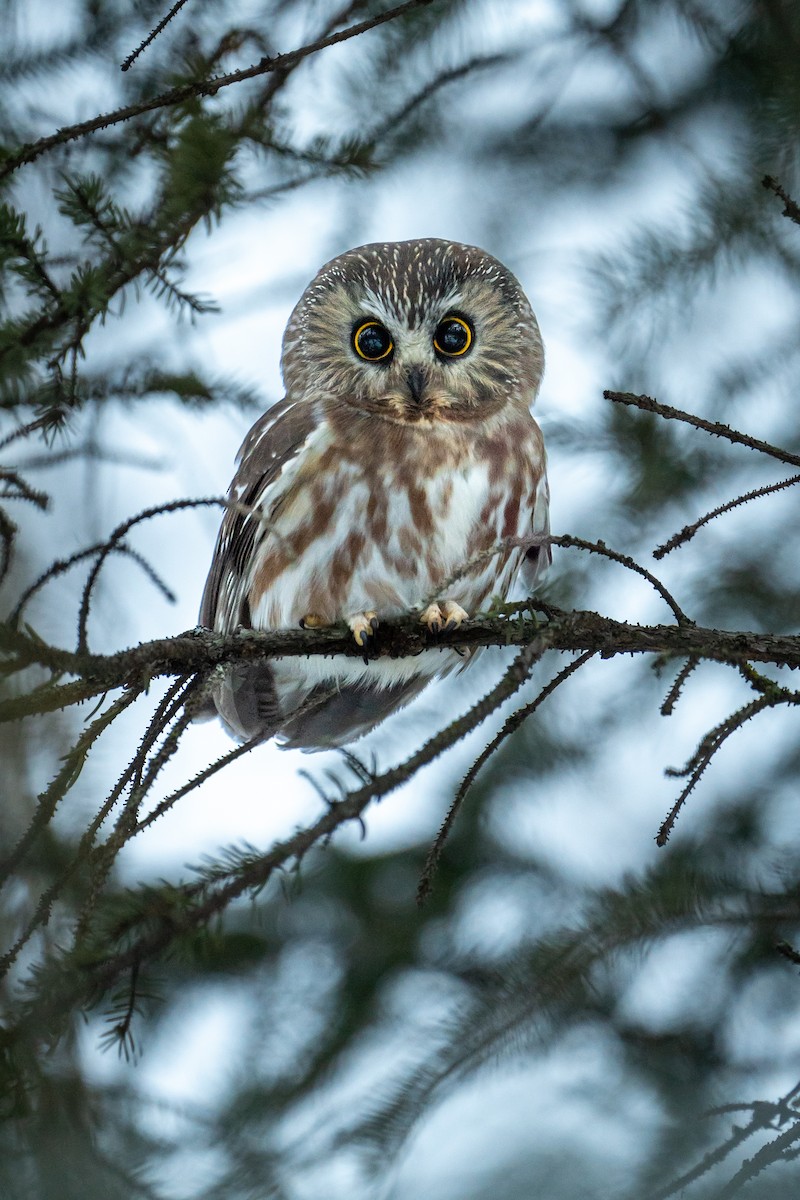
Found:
234,409 -> 546,715
246,412 -> 541,633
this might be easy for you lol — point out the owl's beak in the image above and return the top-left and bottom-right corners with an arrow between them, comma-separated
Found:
405,365 -> 427,406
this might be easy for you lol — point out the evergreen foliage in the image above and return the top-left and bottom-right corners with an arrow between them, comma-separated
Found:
1,2 -> 800,1197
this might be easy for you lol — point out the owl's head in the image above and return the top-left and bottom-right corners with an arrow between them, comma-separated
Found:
281,239 -> 544,425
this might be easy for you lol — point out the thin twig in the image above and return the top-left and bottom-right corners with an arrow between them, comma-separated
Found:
712,1120 -> 800,1199
11,540 -> 176,626
605,391 -> 800,469
121,0 -> 192,71
0,688 -> 144,975
549,534 -> 693,625
77,496 -> 224,653
134,733 -> 263,837
0,414 -> 58,453
0,0 -> 436,180
660,656 -> 700,715
0,468 -> 49,509
52,636 -> 551,999
646,1104 -> 780,1200
776,940 -> 800,967
99,961 -> 141,1062
763,174 -> 800,226
75,684 -> 201,943
417,650 -> 595,905
656,693 -> 783,846
654,473 -> 800,558
11,682 -> 192,970
0,678 -> 109,724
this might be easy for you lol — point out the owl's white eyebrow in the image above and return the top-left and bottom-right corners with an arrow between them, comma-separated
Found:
357,285 -> 467,326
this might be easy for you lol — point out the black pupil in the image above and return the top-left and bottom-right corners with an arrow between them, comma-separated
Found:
359,324 -> 391,358
437,320 -> 468,353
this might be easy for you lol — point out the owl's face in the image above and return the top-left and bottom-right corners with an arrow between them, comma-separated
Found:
281,239 -> 544,425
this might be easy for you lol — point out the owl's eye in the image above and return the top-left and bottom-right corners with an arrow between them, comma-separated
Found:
433,315 -> 473,358
353,320 -> 394,362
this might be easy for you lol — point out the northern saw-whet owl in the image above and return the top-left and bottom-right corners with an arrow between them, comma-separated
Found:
200,238 -> 550,749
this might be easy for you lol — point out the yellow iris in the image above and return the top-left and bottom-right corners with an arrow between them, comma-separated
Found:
433,316 -> 473,357
353,321 -> 394,361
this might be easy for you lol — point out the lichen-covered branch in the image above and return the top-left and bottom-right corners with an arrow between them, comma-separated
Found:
3,606 -> 798,695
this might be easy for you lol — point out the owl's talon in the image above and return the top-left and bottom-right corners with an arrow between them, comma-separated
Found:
300,613 -> 329,630
441,601 -> 469,632
348,611 -> 379,649
420,601 -> 468,636
419,603 -> 443,635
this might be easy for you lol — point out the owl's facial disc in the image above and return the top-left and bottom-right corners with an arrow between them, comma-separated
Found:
282,238 -> 544,427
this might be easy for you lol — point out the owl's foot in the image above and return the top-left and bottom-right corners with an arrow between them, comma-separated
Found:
347,610 -> 379,648
419,600 -> 469,635
299,613 -> 330,629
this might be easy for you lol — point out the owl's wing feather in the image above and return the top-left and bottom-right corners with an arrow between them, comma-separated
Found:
199,396 -> 318,631
520,465 -> 551,591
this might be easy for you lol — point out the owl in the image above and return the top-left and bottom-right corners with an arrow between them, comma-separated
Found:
200,238 -> 550,749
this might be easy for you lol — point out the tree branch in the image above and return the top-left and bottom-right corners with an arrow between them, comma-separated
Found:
120,0 -> 192,72
3,607 -> 798,694
605,390 -> 800,469
0,0 -> 435,180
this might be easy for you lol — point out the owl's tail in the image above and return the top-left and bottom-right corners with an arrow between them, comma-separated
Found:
204,662 -> 282,744
201,662 -> 427,752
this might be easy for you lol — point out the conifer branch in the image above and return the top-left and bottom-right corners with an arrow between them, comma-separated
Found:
654,472 -> 800,559
0,0 -> 436,180
763,174 -> 800,225
417,649 -> 596,904
3,608 -> 800,692
120,0 -> 192,72
605,390 -> 800,468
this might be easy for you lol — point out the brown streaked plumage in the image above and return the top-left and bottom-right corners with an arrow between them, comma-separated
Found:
200,238 -> 550,749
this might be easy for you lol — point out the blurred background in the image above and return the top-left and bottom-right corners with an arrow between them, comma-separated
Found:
2,1 -> 800,1196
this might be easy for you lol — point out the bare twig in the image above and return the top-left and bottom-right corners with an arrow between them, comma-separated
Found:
133,733 -> 263,837
121,0 -> 192,71
0,414 -> 59,454
549,534 -> 692,625
654,473 -> 800,558
605,391 -> 800,469
712,1120 -> 800,1199
11,540 -> 176,627
38,637 -> 550,1005
776,940 -> 800,967
646,1096 -> 790,1200
763,174 -> 800,226
0,0 -> 436,180
0,679 -> 200,979
417,650 -> 595,905
0,688 -> 143,975
656,692 -> 787,846
76,496 -> 224,653
660,656 -> 700,715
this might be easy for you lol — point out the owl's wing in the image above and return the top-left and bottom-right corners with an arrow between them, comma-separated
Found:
199,396 -> 318,632
520,466 -> 551,591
